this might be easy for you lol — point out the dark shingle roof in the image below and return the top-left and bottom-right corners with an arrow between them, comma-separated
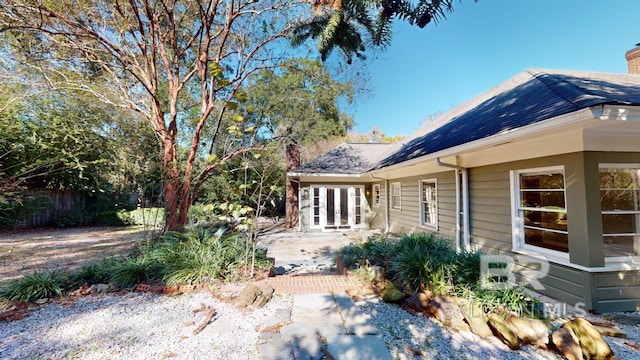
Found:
293,143 -> 394,175
377,69 -> 640,168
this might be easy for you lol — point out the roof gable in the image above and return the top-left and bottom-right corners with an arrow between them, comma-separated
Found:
293,142 -> 394,175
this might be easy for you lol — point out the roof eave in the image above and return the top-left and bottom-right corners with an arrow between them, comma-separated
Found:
368,106 -> 603,176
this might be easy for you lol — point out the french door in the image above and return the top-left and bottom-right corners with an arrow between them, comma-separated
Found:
310,185 -> 365,230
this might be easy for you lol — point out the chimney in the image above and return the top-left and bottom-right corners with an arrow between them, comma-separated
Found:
625,43 -> 640,74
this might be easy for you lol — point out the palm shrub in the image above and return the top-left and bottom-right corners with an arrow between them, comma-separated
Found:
110,255 -> 161,287
389,233 -> 457,293
0,270 -> 64,302
150,226 -> 270,286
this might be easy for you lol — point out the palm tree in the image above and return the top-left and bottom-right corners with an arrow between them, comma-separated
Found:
293,0 -> 460,63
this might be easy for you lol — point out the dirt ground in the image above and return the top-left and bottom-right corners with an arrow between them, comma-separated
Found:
0,226 -> 154,283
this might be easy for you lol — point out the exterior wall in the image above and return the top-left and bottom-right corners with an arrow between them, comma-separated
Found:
593,271 -> 640,312
469,151 -> 640,312
369,181 -> 386,230
386,171 -> 457,240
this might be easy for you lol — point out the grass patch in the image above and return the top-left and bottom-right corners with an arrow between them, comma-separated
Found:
0,271 -> 65,302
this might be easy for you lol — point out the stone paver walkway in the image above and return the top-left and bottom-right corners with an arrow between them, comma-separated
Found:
258,293 -> 391,360
257,230 -> 391,360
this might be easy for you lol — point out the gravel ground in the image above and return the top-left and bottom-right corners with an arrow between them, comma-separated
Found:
1,291 -> 639,360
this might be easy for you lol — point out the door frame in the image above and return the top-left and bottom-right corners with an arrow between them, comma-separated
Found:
309,185 -> 366,231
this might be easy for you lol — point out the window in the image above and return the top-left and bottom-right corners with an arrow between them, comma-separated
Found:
600,165 -> 640,258
373,184 -> 381,208
420,180 -> 437,227
311,187 -> 321,229
391,182 -> 401,210
512,167 -> 568,255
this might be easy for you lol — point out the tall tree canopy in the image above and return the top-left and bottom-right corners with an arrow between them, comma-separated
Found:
0,0 -> 462,231
244,58 -> 354,227
0,0 -> 313,231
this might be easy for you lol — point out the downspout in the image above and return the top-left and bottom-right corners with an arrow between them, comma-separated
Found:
289,177 -> 302,232
369,173 -> 389,233
436,158 -> 470,252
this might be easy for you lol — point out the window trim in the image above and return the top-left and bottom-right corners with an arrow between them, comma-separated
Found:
419,179 -> 438,229
510,166 -> 569,260
599,163 -> 640,262
373,184 -> 381,208
390,182 -> 402,210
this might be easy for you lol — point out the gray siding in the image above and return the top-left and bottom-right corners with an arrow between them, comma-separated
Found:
593,271 -> 640,312
369,182 -> 386,230
387,171 -> 457,240
468,154 -> 591,308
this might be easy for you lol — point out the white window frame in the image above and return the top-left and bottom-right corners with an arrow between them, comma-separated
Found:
390,182 -> 401,210
420,179 -> 438,229
373,184 -> 381,208
599,163 -> 640,263
510,166 -> 569,260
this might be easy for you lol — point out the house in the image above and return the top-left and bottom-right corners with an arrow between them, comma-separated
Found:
287,46 -> 640,313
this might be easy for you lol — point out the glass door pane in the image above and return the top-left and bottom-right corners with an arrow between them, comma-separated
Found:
340,188 -> 349,226
326,188 -> 335,227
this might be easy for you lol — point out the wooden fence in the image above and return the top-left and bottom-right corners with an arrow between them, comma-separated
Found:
14,190 -> 86,228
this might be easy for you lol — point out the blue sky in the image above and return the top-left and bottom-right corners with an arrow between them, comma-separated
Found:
348,0 -> 640,136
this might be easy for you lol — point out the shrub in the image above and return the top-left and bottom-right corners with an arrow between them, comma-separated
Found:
95,210 -> 130,226
0,271 -> 64,302
335,234 -> 395,269
151,227 -> 269,285
126,207 -> 164,226
389,233 -> 457,292
109,256 -> 161,288
72,259 -> 120,286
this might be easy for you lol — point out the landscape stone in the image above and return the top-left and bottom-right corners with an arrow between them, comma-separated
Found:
426,295 -> 470,332
591,323 -> 627,339
562,317 -> 615,359
551,327 -> 583,360
379,281 -> 405,303
279,322 -> 320,342
507,316 -> 550,347
461,301 -> 493,339
488,314 -> 520,350
334,294 -> 379,335
325,334 -> 392,360
254,282 -> 275,308
236,284 -> 261,308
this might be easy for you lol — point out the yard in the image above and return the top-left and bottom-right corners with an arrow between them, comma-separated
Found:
0,226 -> 151,283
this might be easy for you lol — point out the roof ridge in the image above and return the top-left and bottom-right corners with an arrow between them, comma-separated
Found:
525,69 -> 582,109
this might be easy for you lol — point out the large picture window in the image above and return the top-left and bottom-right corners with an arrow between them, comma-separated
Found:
600,165 -> 640,258
391,182 -> 401,210
512,167 -> 568,255
420,179 -> 437,227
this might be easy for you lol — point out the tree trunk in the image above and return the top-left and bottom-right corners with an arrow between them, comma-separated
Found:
162,131 -> 181,232
285,141 -> 300,229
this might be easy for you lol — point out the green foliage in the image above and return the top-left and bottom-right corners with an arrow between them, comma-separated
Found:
335,234 -> 396,268
0,271 -> 64,302
0,192 -> 52,229
390,233 -> 457,292
125,208 -> 165,226
72,259 -> 119,286
151,227 -> 270,285
336,232 -> 540,317
109,256 -> 161,288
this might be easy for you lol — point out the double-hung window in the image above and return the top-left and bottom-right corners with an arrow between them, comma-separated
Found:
420,179 -> 437,227
600,165 -> 640,258
391,182 -> 401,210
373,184 -> 381,208
512,167 -> 568,256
